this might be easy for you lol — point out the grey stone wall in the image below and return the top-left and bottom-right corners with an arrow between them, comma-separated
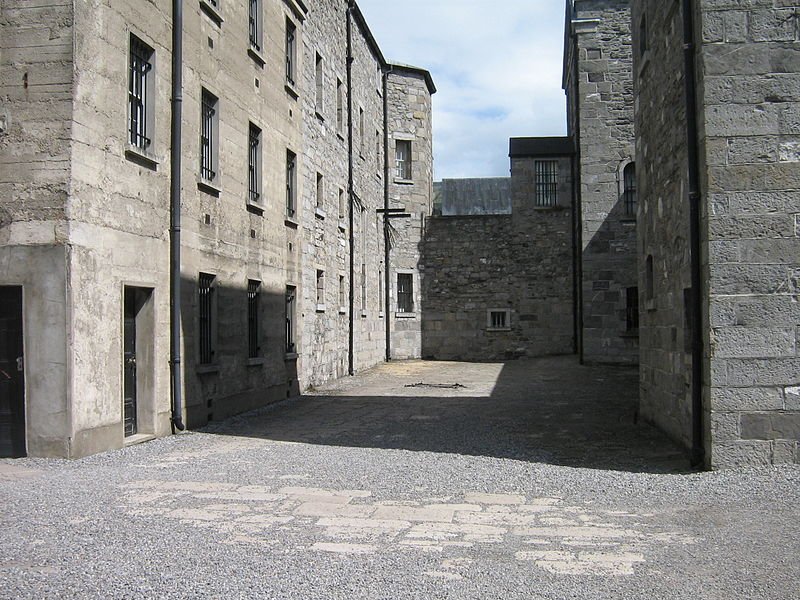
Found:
565,0 -> 638,365
421,155 -> 574,361
437,178 -> 512,216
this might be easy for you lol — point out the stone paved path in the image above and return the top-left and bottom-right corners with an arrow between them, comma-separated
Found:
1,357 -> 798,599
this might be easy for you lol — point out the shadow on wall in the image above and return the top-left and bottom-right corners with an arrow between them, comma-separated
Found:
203,355 -> 689,474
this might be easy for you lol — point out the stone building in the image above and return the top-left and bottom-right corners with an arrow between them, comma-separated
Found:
632,0 -> 800,468
0,0 -> 433,458
563,0 -> 639,365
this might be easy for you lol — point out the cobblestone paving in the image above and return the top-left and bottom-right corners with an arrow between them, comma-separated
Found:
1,357 -> 798,599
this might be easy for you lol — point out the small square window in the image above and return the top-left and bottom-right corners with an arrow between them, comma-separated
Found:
487,309 -> 511,331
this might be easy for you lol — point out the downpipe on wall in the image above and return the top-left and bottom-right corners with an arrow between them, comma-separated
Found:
346,3 -> 355,376
383,66 -> 391,362
682,0 -> 704,468
170,0 -> 185,431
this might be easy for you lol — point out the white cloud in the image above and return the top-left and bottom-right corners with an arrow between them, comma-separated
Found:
356,0 -> 568,179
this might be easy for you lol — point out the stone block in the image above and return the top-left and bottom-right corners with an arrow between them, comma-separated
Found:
740,412 -> 800,440
710,440 -> 772,469
710,386 -> 785,411
710,326 -> 796,358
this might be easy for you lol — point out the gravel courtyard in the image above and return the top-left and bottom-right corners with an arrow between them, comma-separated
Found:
1,356 -> 798,599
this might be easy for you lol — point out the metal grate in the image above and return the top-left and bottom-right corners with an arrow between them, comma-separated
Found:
285,286 -> 296,353
200,90 -> 216,181
249,124 -> 261,204
490,311 -> 507,329
623,162 -> 637,217
129,36 -> 153,149
397,273 -> 413,313
249,0 -> 260,51
198,273 -> 215,364
247,280 -> 260,358
534,160 -> 558,207
286,150 -> 296,217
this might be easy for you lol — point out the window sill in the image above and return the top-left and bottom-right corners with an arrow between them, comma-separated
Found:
532,205 -> 562,211
339,307 -> 347,315
394,177 -> 413,186
645,299 -> 655,312
125,146 -> 158,171
378,312 -> 384,319
196,364 -> 220,375
285,82 -> 299,100
338,221 -> 346,232
197,178 -> 221,196
620,330 -> 639,339
247,357 -> 265,367
199,0 -> 223,26
316,303 -> 326,313
285,216 -> 299,228
315,207 -> 326,220
337,131 -> 345,142
396,312 -> 416,319
620,217 -> 636,224
284,352 -> 298,361
315,110 -> 325,122
487,327 -> 512,332
247,199 -> 265,214
248,47 -> 265,67
360,310 -> 367,318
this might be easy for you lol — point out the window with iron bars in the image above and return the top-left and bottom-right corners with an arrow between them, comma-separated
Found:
200,89 -> 218,182
285,286 -> 296,353
534,160 -> 558,207
249,0 -> 262,52
286,149 -> 296,217
397,273 -> 413,313
285,18 -> 296,86
129,34 -> 154,150
395,140 -> 412,180
198,273 -> 216,364
623,162 -> 637,218
626,286 -> 640,332
248,123 -> 261,205
247,280 -> 260,358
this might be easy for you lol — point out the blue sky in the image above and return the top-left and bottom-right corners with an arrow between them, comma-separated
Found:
356,0 -> 568,180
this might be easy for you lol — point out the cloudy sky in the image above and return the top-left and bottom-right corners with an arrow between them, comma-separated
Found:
356,0 -> 568,180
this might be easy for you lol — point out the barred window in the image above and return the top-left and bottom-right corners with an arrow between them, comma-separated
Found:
200,89 -> 218,182
397,273 -> 413,313
249,0 -> 262,52
623,162 -> 637,217
534,160 -> 558,207
128,34 -> 154,150
247,280 -> 260,358
248,123 -> 262,205
286,150 -> 297,217
285,286 -> 296,354
285,18 -> 296,86
395,140 -> 412,180
198,273 -> 216,365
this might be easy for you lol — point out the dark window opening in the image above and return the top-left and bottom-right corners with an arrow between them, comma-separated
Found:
623,162 -> 637,218
626,287 -> 639,331
534,160 -> 558,207
286,150 -> 297,217
397,273 -> 413,313
285,286 -> 296,353
285,19 -> 296,86
645,255 -> 654,301
129,35 -> 154,149
247,280 -> 260,358
249,0 -> 261,51
198,273 -> 216,364
200,89 -> 218,181
248,123 -> 261,205
490,311 -> 508,329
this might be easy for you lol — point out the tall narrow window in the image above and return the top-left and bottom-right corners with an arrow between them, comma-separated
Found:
285,18 -> 296,86
200,89 -> 218,182
339,275 -> 346,309
376,130 -> 381,174
626,287 -> 639,332
316,172 -> 324,209
336,78 -> 344,134
198,273 -> 216,364
286,150 -> 296,218
397,273 -> 413,313
285,286 -> 296,353
361,264 -> 367,311
247,280 -> 260,358
534,160 -> 558,207
623,162 -> 637,217
315,53 -> 324,113
249,0 -> 262,52
395,140 -> 412,180
378,267 -> 383,313
645,255 -> 654,301
129,34 -> 154,150
358,107 -> 365,155
316,270 -> 325,307
248,123 -> 262,206
338,187 -> 346,220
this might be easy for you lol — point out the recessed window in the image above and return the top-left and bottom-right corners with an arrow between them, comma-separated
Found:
623,162 -> 637,218
247,279 -> 260,358
639,14 -> 648,58
487,309 -> 511,331
200,89 -> 219,183
534,160 -> 558,207
198,273 -> 216,365
361,263 -> 367,311
645,255 -> 654,302
336,78 -> 344,135
338,187 -> 346,220
339,275 -> 346,309
626,287 -> 639,332
248,123 -> 262,206
248,0 -> 262,52
285,18 -> 296,86
315,53 -> 324,113
128,34 -> 154,151
375,130 -> 381,174
359,107 -> 365,155
286,150 -> 297,218
397,273 -> 414,313
316,269 -> 325,308
395,140 -> 412,180
285,286 -> 296,354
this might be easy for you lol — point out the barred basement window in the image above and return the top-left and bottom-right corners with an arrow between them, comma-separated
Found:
534,160 -> 558,207
623,162 -> 637,218
248,123 -> 262,205
626,287 -> 639,332
200,89 -> 218,182
395,140 -> 412,180
285,286 -> 296,353
285,18 -> 296,86
128,34 -> 154,150
247,280 -> 260,358
286,150 -> 297,218
397,273 -> 413,313
198,273 -> 216,364
249,0 -> 262,52
487,309 -> 511,330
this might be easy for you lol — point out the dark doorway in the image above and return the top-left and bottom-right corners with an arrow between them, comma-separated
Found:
123,289 -> 138,437
123,287 -> 155,439
0,286 -> 26,457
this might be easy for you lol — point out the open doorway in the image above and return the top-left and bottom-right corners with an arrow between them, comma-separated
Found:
0,286 -> 25,457
123,287 -> 155,440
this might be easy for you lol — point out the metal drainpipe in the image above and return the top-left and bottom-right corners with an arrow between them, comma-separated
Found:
682,0 -> 705,468
383,66 -> 391,362
572,25 -> 584,364
169,0 -> 185,431
346,3 -> 355,376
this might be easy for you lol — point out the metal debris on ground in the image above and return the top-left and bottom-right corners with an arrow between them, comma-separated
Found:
403,382 -> 466,389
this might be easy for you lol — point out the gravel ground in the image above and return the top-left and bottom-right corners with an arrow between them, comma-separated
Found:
1,357 -> 798,599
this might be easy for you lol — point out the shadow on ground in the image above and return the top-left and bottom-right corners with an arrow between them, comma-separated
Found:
205,356 -> 689,474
